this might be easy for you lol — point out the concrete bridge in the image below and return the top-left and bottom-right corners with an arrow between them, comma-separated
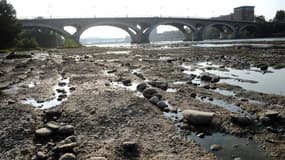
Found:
20,17 -> 257,44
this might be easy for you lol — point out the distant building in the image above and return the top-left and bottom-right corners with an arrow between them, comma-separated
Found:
212,6 -> 255,22
233,6 -> 255,21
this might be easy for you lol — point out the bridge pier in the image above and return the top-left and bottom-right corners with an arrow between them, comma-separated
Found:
192,31 -> 203,41
131,33 -> 150,44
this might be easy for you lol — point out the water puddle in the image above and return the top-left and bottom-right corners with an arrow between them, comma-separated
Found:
21,77 -> 73,109
213,88 -> 235,97
199,97 -> 243,113
188,133 -> 267,160
111,81 -> 139,92
105,50 -> 130,55
181,62 -> 285,96
166,88 -> 177,93
161,100 -> 265,160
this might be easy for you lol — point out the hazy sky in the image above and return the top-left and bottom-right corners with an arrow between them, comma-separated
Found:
7,0 -> 285,20
6,0 -> 285,39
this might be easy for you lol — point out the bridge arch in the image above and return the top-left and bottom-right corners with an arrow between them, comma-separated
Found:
74,22 -> 140,44
22,24 -> 73,40
239,24 -> 258,38
203,23 -> 235,39
148,21 -> 197,41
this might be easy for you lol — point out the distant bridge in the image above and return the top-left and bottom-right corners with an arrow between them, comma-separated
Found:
20,17 -> 257,44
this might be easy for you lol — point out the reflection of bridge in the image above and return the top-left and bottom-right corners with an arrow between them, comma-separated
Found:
20,17 -> 257,44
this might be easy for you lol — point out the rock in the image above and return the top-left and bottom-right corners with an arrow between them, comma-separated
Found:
202,84 -> 211,89
197,133 -> 205,138
136,83 -> 147,92
107,69 -> 117,73
143,88 -> 158,99
182,109 -> 214,125
264,110 -> 279,119
157,101 -> 168,110
190,93 -> 197,98
122,79 -> 131,86
208,97 -> 213,101
122,141 -> 138,152
259,116 -> 271,125
200,72 -> 220,83
58,82 -> 67,86
69,87 -> 76,91
134,72 -> 145,80
88,157 -> 107,160
58,125 -> 74,135
46,121 -> 60,131
266,126 -> 284,134
260,64 -> 268,71
210,144 -> 222,151
148,81 -> 168,90
6,52 -> 32,59
240,98 -> 248,102
36,151 -> 47,159
230,113 -> 254,126
35,127 -> 53,137
149,96 -> 160,105
233,158 -> 241,160
59,153 -> 76,160
44,109 -> 62,120
54,142 -> 77,152
152,93 -> 162,99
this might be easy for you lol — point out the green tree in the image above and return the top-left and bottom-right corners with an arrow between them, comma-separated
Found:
273,10 -> 285,22
255,15 -> 266,23
0,0 -> 21,49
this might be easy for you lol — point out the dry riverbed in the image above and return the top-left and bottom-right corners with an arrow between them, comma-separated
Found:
0,44 -> 285,160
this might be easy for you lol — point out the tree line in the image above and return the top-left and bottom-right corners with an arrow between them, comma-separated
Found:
0,0 -> 78,51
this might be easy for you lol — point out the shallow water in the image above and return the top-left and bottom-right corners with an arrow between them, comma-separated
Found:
189,133 -> 267,160
182,62 -> 285,96
22,77 -> 72,109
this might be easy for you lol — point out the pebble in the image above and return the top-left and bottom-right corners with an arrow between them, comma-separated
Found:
88,157 -> 107,160
54,142 -> 77,152
197,133 -> 205,138
59,153 -> 76,160
143,88 -> 158,99
35,127 -> 53,137
36,151 -> 47,159
136,83 -> 147,92
58,125 -> 75,135
157,101 -> 168,110
149,96 -> 160,105
122,141 -> 138,152
210,144 -> 222,151
46,121 -> 60,131
264,110 -> 279,119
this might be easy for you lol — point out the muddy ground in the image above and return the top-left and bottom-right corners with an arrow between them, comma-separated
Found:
0,44 -> 285,160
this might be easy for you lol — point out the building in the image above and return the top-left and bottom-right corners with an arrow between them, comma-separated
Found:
212,6 -> 255,22
233,6 -> 255,21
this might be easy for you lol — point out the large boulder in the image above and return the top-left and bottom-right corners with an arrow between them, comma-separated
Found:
182,109 -> 214,125
200,72 -> 220,83
143,88 -> 158,99
148,81 -> 168,90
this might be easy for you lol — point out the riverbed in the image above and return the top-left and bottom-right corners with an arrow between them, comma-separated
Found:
0,41 -> 284,160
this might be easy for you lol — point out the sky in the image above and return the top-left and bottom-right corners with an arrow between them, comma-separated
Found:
7,0 -> 285,39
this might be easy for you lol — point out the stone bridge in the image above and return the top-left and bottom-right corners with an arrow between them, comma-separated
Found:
20,17 -> 257,44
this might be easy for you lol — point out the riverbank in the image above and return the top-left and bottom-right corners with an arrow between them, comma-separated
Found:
0,44 -> 284,160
